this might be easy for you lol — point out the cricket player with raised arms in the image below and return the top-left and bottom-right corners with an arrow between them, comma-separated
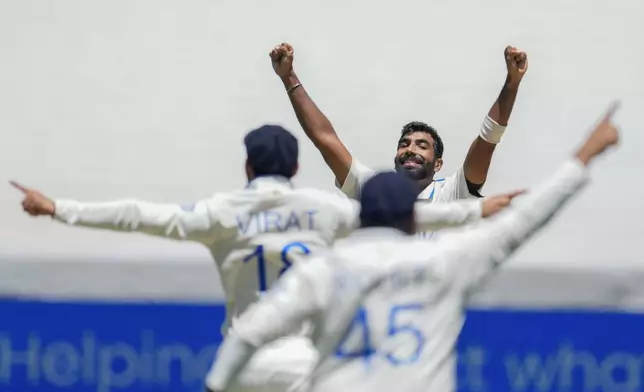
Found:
270,42 -> 527,204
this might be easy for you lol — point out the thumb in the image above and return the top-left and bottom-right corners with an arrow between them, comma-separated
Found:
9,180 -> 29,194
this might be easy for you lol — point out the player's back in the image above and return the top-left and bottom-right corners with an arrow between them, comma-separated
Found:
207,177 -> 355,369
314,228 -> 463,392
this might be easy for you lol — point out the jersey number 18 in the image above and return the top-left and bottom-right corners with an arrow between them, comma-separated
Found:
243,242 -> 311,291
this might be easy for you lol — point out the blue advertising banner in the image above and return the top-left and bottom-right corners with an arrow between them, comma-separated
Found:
1,298 -> 643,392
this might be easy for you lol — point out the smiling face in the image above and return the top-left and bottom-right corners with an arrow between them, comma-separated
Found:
393,122 -> 444,187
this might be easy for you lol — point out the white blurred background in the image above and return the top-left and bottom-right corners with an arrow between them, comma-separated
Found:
0,0 -> 641,267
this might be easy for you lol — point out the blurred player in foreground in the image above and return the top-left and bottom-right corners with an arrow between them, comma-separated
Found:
13,125 -> 519,392
270,43 -> 527,207
205,103 -> 620,392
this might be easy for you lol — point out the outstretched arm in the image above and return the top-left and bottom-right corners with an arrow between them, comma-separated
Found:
11,182 -> 213,243
442,103 -> 620,290
414,190 -> 524,232
462,46 -> 528,195
327,178 -> 523,235
270,43 -> 353,188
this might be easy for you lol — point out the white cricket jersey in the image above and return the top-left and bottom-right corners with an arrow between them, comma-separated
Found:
53,176 -> 483,374
338,159 -> 475,203
338,159 -> 477,240
207,159 -> 589,392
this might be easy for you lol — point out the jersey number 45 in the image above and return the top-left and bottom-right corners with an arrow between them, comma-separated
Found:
335,304 -> 426,367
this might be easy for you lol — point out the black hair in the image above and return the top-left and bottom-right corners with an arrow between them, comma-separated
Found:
399,121 -> 444,159
244,125 -> 299,179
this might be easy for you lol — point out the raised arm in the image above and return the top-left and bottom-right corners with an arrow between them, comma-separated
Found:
270,43 -> 353,187
444,103 -> 620,290
461,46 -> 528,194
11,182 -> 214,243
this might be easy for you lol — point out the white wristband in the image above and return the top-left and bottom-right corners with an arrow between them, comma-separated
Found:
479,115 -> 506,144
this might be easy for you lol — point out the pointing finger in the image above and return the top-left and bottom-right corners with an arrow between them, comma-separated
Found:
602,101 -> 621,122
506,189 -> 527,199
9,181 -> 29,194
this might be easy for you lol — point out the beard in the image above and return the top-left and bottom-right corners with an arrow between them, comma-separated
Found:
393,154 -> 435,181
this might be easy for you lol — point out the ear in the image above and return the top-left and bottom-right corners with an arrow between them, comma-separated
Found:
433,158 -> 443,173
406,214 -> 416,235
245,160 -> 255,181
290,163 -> 299,178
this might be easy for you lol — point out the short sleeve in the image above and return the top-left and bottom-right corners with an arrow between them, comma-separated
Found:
326,194 -> 360,238
335,158 -> 375,200
436,167 -> 479,202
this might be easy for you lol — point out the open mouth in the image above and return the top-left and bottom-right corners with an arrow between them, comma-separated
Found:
401,156 -> 423,169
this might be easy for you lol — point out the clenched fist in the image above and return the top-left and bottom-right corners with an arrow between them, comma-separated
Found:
504,46 -> 528,85
10,181 -> 55,217
270,42 -> 294,79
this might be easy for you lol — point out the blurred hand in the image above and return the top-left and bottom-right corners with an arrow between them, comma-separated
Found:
504,46 -> 528,85
481,190 -> 526,218
575,102 -> 621,164
587,102 -> 620,152
270,42 -> 294,79
10,181 -> 55,217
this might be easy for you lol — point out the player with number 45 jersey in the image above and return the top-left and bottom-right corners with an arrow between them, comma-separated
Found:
13,124 -> 522,392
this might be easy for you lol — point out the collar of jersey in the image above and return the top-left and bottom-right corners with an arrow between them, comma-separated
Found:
418,178 -> 445,201
245,175 -> 294,190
